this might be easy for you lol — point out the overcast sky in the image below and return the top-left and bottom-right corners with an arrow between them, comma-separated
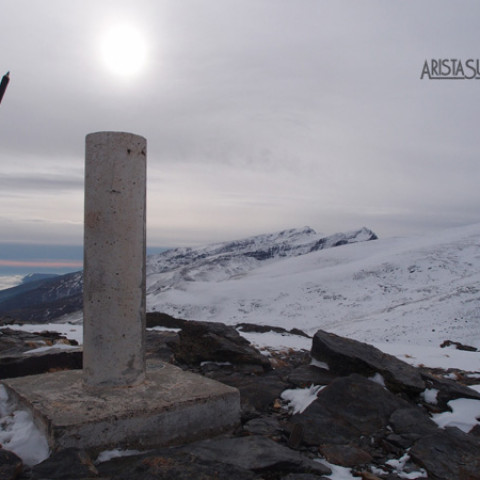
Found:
1,0 -> 480,251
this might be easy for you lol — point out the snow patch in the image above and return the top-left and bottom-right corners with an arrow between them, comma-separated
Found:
96,448 -> 143,464
421,388 -> 439,405
280,384 -> 324,414
0,385 -> 50,466
432,397 -> 480,432
369,373 -> 386,387
310,358 -> 330,370
386,452 -> 428,479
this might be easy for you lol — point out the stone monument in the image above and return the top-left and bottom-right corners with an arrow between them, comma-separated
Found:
2,131 -> 240,452
83,131 -> 146,387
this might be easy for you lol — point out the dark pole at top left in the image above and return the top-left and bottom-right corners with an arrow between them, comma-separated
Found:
0,71 -> 10,105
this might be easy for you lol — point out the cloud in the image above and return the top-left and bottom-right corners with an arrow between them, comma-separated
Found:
1,1 -> 480,247
0,259 -> 83,269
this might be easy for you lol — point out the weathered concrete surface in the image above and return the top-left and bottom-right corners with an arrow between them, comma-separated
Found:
2,362 -> 240,451
83,131 -> 147,387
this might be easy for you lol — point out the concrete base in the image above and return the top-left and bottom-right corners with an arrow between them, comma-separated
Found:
2,362 -> 240,451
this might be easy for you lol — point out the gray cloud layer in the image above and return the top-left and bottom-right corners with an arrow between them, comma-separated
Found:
1,1 -> 479,246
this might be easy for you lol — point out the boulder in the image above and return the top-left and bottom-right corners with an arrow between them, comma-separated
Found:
311,330 -> 425,395
388,407 -> 439,438
183,435 -> 331,476
172,320 -> 271,370
421,370 -> 480,409
97,450 -> 258,480
410,427 -> 480,480
290,374 -> 412,446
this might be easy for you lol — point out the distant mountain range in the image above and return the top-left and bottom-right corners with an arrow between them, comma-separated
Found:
145,222 -> 480,350
0,227 -> 377,323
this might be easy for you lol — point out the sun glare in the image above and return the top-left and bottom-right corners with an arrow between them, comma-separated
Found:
100,24 -> 148,77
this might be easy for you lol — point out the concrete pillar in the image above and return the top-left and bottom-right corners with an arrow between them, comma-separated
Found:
83,131 -> 146,388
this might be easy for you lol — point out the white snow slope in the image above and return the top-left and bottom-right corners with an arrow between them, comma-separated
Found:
147,223 -> 480,369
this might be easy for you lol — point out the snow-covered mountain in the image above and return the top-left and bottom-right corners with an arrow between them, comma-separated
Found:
146,226 -> 377,291
0,227 -> 376,323
0,272 -> 82,322
3,223 -> 480,358
147,223 -> 480,352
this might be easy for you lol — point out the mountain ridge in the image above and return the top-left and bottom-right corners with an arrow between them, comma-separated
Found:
0,226 -> 377,323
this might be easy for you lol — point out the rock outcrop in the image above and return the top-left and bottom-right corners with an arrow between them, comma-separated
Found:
1,319 -> 480,480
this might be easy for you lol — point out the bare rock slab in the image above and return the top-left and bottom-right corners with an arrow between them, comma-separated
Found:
409,427 -> 480,480
311,330 -> 425,395
182,435 -> 332,476
2,362 -> 240,451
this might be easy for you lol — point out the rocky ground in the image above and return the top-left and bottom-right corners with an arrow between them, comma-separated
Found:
1,312 -> 480,479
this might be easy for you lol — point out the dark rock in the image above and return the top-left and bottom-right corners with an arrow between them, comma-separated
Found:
287,423 -> 304,449
31,448 -> 98,479
440,339 -> 477,352
318,444 -> 373,467
420,370 -> 480,409
311,330 -> 425,395
385,433 -> 418,450
173,320 -> 271,370
0,328 -> 82,379
236,323 -> 310,338
0,328 -> 73,356
0,448 -> 23,480
409,427 -> 480,480
145,330 -> 178,363
183,435 -> 331,476
388,407 -> 439,437
243,415 -> 284,437
222,373 -> 289,414
0,350 -> 82,379
97,449 -> 258,480
280,475 -> 329,480
146,311 -> 188,330
290,374 -> 411,446
470,424 -> 480,437
287,365 -> 337,388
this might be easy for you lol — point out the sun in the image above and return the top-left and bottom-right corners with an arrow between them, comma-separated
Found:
100,24 -> 148,77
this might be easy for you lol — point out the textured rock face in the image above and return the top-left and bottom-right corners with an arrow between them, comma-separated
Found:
0,328 -> 81,379
311,330 -> 425,395
171,319 -> 272,370
289,374 -> 413,446
410,427 -> 480,480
